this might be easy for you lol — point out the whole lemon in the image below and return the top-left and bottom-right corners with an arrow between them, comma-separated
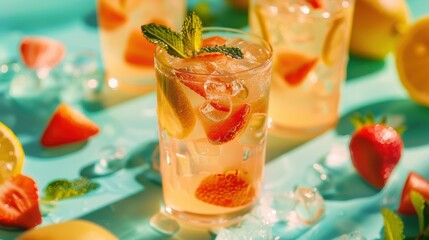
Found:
17,220 -> 118,240
349,0 -> 410,60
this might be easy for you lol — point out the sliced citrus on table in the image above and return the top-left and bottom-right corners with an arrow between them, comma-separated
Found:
395,16 -> 429,106
157,72 -> 196,139
0,122 -> 25,184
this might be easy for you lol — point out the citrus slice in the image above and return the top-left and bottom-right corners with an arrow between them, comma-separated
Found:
0,122 -> 24,184
252,3 -> 270,43
322,16 -> 346,66
157,72 -> 196,139
395,16 -> 429,106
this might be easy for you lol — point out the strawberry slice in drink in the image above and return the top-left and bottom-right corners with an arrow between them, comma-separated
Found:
97,0 -> 127,30
199,103 -> 251,144
0,174 -> 42,229
19,37 -> 66,69
275,51 -> 319,86
306,0 -> 323,8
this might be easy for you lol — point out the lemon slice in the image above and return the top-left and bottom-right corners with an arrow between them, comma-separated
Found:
252,3 -> 271,43
157,73 -> 196,139
322,16 -> 346,66
395,16 -> 429,106
0,122 -> 24,184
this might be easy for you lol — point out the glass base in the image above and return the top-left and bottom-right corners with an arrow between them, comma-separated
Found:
163,205 -> 254,228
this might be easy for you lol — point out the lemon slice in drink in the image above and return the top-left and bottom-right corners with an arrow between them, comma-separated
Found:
157,73 -> 196,139
0,122 -> 25,184
322,16 -> 346,66
395,16 -> 429,106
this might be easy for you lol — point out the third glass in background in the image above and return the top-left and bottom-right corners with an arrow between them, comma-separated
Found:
97,0 -> 186,95
250,0 -> 355,138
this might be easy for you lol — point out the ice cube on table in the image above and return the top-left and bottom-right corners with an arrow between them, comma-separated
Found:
215,215 -> 272,240
293,187 -> 325,225
333,231 -> 368,240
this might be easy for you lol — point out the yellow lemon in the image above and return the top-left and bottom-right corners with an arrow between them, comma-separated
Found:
17,220 -> 118,240
349,0 -> 410,60
156,72 -> 196,139
0,121 -> 24,184
322,16 -> 347,66
395,16 -> 429,106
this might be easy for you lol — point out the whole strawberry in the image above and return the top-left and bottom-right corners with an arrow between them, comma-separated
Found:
349,114 -> 404,189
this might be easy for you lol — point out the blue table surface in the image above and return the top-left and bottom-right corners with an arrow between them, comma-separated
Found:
0,0 -> 429,239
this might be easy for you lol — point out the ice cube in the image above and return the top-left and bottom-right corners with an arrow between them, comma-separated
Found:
333,231 -> 367,240
230,79 -> 249,99
293,187 -> 325,225
199,100 -> 231,122
215,215 -> 272,240
259,191 -> 296,223
188,138 -> 221,166
240,113 -> 267,145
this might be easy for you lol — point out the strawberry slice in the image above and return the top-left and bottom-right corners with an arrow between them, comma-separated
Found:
97,0 -> 127,30
202,36 -> 227,47
0,174 -> 42,229
275,51 -> 318,86
40,103 -> 100,147
306,0 -> 323,8
200,103 -> 251,144
19,37 -> 66,69
195,170 -> 255,207
397,172 -> 429,215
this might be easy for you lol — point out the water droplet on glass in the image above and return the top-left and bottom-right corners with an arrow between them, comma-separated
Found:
150,212 -> 180,236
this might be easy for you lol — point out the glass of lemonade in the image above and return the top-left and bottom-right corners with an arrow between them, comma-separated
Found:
97,0 -> 186,94
250,0 -> 355,137
153,26 -> 273,226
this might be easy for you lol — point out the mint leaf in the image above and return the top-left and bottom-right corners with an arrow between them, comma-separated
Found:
381,208 -> 404,240
411,191 -> 426,233
141,23 -> 187,58
201,46 -> 244,59
44,177 -> 100,200
182,11 -> 203,56
424,201 -> 429,236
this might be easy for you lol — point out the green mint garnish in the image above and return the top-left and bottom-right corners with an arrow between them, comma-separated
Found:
411,191 -> 426,233
182,11 -> 203,56
201,45 -> 244,59
141,23 -> 187,58
141,11 -> 243,59
44,177 -> 100,200
381,208 -> 404,240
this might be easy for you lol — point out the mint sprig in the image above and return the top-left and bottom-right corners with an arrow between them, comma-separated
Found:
44,177 -> 100,200
382,208 -> 404,240
141,12 -> 243,59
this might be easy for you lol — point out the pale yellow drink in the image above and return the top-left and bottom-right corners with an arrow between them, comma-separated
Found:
155,27 -> 273,226
97,0 -> 185,94
250,0 -> 354,137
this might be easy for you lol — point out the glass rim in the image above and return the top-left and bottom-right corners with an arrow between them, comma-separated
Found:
155,26 -> 273,78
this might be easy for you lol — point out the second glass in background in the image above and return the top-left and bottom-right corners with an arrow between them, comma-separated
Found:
250,0 -> 355,138
97,0 -> 186,95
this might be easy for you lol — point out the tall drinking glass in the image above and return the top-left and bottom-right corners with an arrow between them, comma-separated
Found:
97,0 -> 186,94
250,0 -> 355,137
155,27 -> 273,226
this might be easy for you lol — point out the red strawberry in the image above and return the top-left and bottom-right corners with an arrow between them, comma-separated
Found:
275,51 -> 318,86
195,170 -> 255,207
307,0 -> 323,8
0,174 -> 42,229
200,103 -> 251,144
349,115 -> 404,189
397,172 -> 429,215
19,37 -> 66,69
40,103 -> 100,147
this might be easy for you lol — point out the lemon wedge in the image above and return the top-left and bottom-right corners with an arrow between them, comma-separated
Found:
0,122 -> 24,184
322,16 -> 346,66
157,72 -> 196,139
395,16 -> 429,106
